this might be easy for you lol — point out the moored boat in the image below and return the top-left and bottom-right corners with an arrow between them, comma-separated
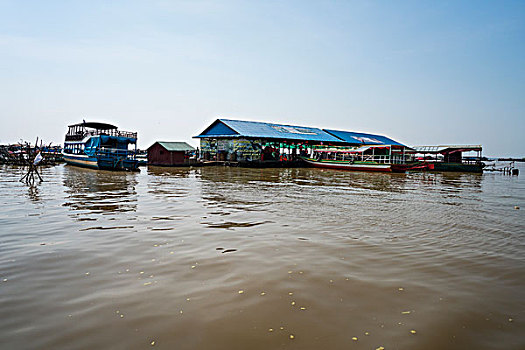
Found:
412,145 -> 484,173
301,144 -> 415,173
63,121 -> 139,171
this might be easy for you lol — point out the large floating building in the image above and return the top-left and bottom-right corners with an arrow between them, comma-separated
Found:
194,119 -> 411,165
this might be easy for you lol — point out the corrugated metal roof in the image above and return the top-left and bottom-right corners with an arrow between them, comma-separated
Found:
195,119 -> 343,143
151,142 -> 195,152
323,129 -> 405,146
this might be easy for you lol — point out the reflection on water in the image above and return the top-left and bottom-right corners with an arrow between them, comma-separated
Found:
62,165 -> 138,217
27,184 -> 41,202
0,164 -> 524,350
147,165 -> 192,178
146,166 -> 192,200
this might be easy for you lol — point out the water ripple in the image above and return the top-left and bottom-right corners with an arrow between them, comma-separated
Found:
0,163 -> 524,349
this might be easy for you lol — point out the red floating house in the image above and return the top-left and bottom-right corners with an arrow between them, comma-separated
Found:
147,141 -> 195,166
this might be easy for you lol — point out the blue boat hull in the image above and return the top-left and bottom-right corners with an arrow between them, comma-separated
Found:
63,154 -> 139,171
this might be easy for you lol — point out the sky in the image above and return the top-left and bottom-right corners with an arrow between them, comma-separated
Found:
0,0 -> 524,157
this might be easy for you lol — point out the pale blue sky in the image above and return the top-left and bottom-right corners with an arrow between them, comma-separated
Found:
0,0 -> 523,156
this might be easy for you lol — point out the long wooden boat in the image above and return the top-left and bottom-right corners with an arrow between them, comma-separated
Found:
301,145 -> 415,173
301,157 -> 413,173
63,121 -> 139,171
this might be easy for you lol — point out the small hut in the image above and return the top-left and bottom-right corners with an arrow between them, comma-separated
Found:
147,142 -> 195,166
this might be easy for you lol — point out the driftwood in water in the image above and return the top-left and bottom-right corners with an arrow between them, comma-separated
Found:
20,161 -> 43,186
19,138 -> 44,186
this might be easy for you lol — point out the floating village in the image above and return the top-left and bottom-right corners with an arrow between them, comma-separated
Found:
1,118 -> 521,177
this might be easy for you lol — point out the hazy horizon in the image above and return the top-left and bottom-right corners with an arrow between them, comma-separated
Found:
1,1 -> 524,157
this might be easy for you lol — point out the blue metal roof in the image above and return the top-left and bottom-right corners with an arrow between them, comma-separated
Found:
324,129 -> 405,146
195,119 -> 343,143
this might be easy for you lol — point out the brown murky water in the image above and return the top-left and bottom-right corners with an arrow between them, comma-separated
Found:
1,164 -> 524,349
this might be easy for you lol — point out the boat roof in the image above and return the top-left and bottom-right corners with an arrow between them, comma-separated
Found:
324,129 -> 406,146
149,141 -> 195,152
194,119 -> 343,143
413,145 -> 482,154
68,121 -> 117,130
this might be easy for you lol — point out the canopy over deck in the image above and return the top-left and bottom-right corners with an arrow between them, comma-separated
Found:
413,145 -> 482,154
68,121 -> 117,130
65,121 -> 137,142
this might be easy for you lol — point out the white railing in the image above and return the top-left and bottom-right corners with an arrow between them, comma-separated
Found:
323,153 -> 410,164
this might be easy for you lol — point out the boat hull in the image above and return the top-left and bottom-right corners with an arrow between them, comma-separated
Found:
63,154 -> 99,169
302,158 -> 409,173
63,154 -> 139,171
425,162 -> 483,173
